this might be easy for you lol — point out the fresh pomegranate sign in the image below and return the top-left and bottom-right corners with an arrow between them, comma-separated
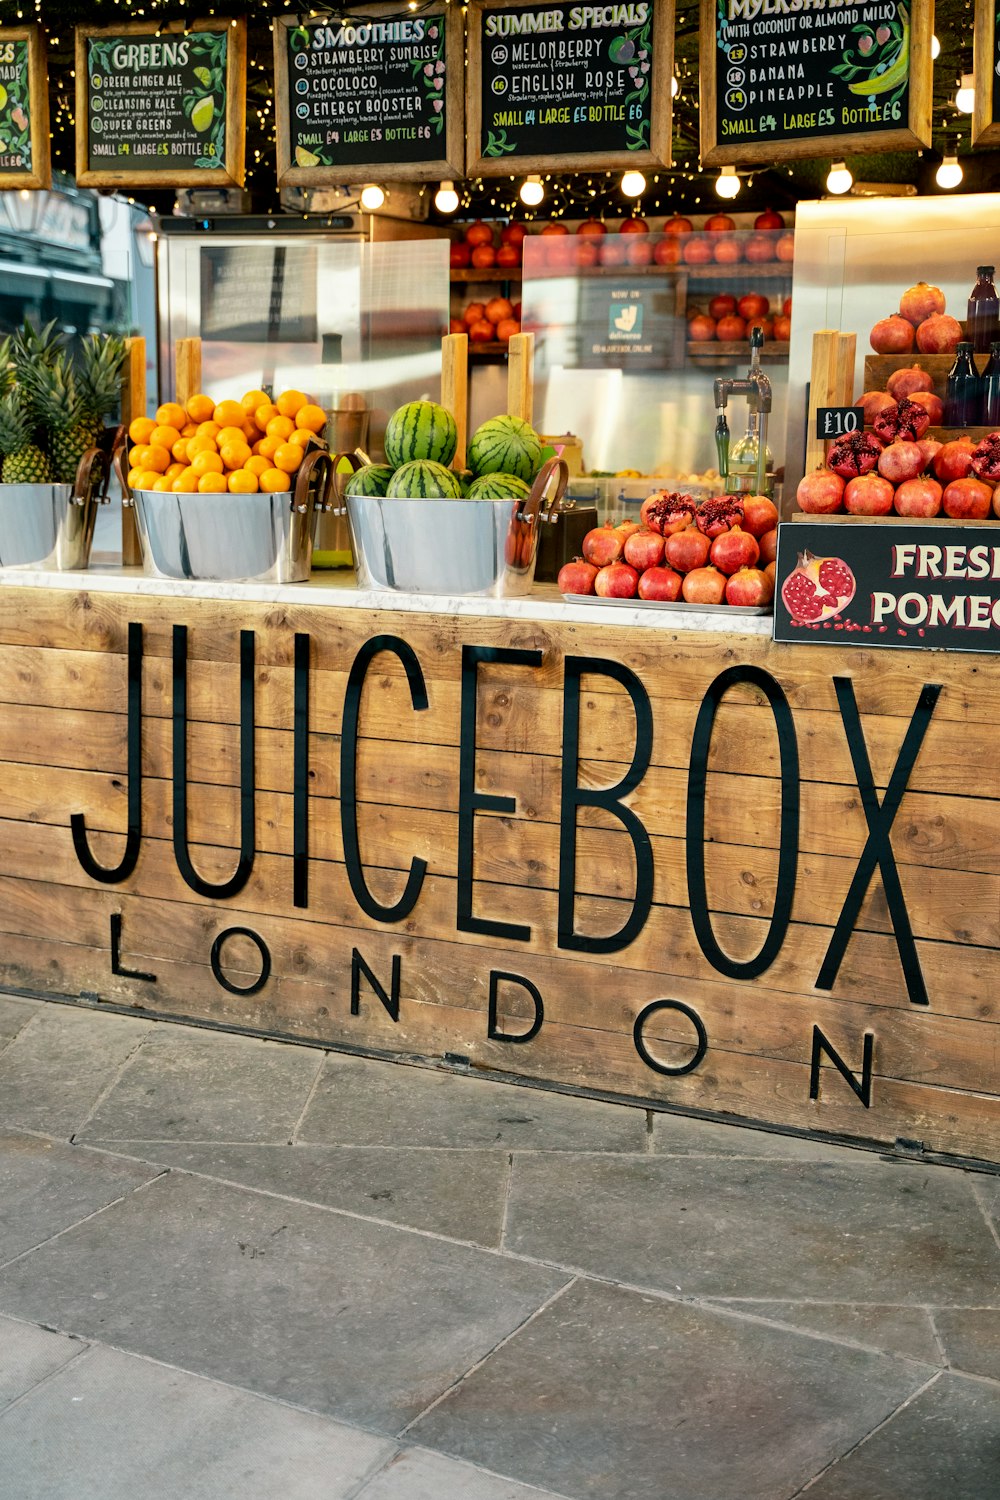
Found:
775,521 -> 1000,651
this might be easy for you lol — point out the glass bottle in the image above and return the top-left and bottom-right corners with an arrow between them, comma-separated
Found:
968,266 -> 1000,354
982,340 -> 1000,426
945,342 -> 984,427
728,327 -> 773,486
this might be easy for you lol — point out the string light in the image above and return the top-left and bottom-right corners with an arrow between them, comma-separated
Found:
434,180 -> 459,213
359,183 -> 385,211
936,155 -> 963,189
955,74 -> 975,113
931,35 -> 941,59
715,166 -> 740,199
620,170 -> 646,197
519,175 -> 544,207
826,161 -> 853,194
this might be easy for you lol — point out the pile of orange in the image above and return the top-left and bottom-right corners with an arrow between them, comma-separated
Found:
126,389 -> 328,495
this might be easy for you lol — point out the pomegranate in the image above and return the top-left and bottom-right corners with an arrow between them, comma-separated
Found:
796,468 -> 845,514
726,566 -> 774,606
916,314 -> 963,355
450,242 -> 472,268
943,477 -> 993,520
471,245 -> 496,269
637,566 -> 683,601
641,491 -> 696,535
666,526 -> 711,574
496,245 -> 521,269
713,237 -> 743,265
501,223 -> 527,247
709,294 -> 737,320
844,473 -> 895,515
653,237 -> 683,266
663,215 -> 693,235
758,527 -> 778,566
688,314 -> 717,342
781,552 -> 857,625
683,236 -> 713,265
971,432 -> 1000,483
782,296 -> 792,318
695,495 -> 745,537
540,223 -> 569,236
775,232 -> 795,261
716,314 -> 747,342
827,430 -> 884,480
870,315 -> 915,354
710,524 -> 760,575
704,213 -> 736,233
874,397 -> 931,444
917,438 -> 943,471
737,293 -> 770,321
878,441 -> 925,483
745,234 -> 776,263
933,438 -> 977,483
682,566 -> 728,605
465,221 -> 494,247
463,301 -> 486,326
899,281 -> 946,327
623,529 -> 666,571
772,315 -> 792,341
764,561 -> 776,589
886,365 -> 934,401
448,317 -> 465,335
855,391 -> 897,425
582,526 -> 624,566
908,391 -> 944,425
626,238 -> 654,267
599,238 -> 629,268
740,494 -> 779,538
575,239 -> 600,269
754,209 -> 785,230
557,559 -> 599,595
615,520 -> 642,543
577,219 -> 607,236
620,217 -> 649,234
757,318 -> 775,340
594,561 -> 639,597
485,296 -> 514,326
468,318 -> 495,343
894,478 -> 943,517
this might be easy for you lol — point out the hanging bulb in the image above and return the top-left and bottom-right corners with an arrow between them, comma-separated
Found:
670,74 -> 679,97
936,155 -> 963,189
620,169 -> 646,197
360,184 -> 385,211
955,74 -> 975,113
715,166 -> 740,199
519,174 -> 544,206
931,34 -> 941,59
434,180 -> 459,213
826,161 -> 853,195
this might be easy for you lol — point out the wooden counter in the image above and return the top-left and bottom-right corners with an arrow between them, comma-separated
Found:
0,570 -> 996,1166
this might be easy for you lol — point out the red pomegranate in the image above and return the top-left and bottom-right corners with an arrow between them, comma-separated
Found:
496,245 -> 521,269
582,526 -> 624,566
653,237 -> 683,265
594,561 -> 639,597
916,314 -> 963,355
844,474 -> 895,515
448,317 -> 465,334
501,223 -> 527,247
704,213 -> 736,233
758,527 -> 778,566
855,391 -> 897,425
782,296 -> 792,318
666,527 -> 712,574
917,438 -> 943,471
540,223 -> 569,236
575,238 -> 600,268
796,468 -> 845,514
737,293 -> 770,321
688,314 -> 717,342
775,233 -> 795,261
620,217 -> 649,234
754,209 -> 785,230
908,391 -> 944,425
557,559 -> 599,594
626,238 -> 654,267
683,236 -> 713,265
740,494 -> 779,538
471,245 -> 496,269
682,566 -> 728,604
772,315 -> 792,341
716,314 -> 747,342
933,438 -> 977,483
450,242 -> 472,268
599,238 -> 629,268
465,221 -> 494,247
874,397 -> 931,444
899,281 -> 946,327
894,478 -> 943,517
663,215 -> 693,235
623,529 -> 666,571
695,495 -> 745,537
886,365 -> 934,401
827,430 -> 884,480
468,318 -> 495,342
878,441 -> 925,483
615,520 -> 642,543
870,315 -> 915,354
577,219 -> 607,236
641,492 -> 696,535
781,552 -> 856,625
637,566 -> 683,601
971,432 -> 1000,482
709,294 -> 737,320
713,238 -> 743,264
745,234 -> 776,263
726,566 -> 774,606
710,525 -> 759,575
943,477 -> 993,520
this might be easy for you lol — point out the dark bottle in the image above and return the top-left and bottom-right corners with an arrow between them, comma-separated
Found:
982,340 -> 1000,426
967,266 -> 999,353
946,343 -> 984,427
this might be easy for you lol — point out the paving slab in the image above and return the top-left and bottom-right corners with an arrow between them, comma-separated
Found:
0,996 -> 39,1049
357,1448 -> 573,1499
411,1279 -> 927,1500
503,1153 -> 1000,1304
651,1112 -> 882,1163
0,1004 -> 152,1137
800,1372 -> 1000,1500
933,1307 -> 1000,1381
78,1026 -> 323,1143
708,1302 -> 942,1364
298,1054 -> 646,1152
0,1316 -> 84,1412
83,1142 -> 510,1246
0,1169 -> 568,1432
0,1132 -> 158,1267
0,1343 -> 394,1499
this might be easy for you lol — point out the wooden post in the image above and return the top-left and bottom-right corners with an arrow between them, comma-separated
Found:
803,330 -> 840,477
441,332 -> 468,472
174,338 -> 202,407
506,332 -> 535,425
833,332 -> 857,411
120,336 -> 146,566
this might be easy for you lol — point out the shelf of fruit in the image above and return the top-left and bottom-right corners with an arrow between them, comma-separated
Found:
450,268 -> 523,284
687,341 -> 789,362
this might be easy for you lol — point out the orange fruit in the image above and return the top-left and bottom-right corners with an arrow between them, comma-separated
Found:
220,441 -> 252,471
134,469 -> 163,491
213,399 -> 245,428
126,466 -> 144,488
254,403 -> 279,431
259,468 -> 291,493
216,425 -> 247,447
128,417 -> 155,445
156,402 -> 187,431
273,443 -> 303,474
257,434 -> 282,460
171,438 -> 190,463
275,389 -> 307,419
196,421 -> 221,440
295,403 -> 327,434
241,389 -> 269,415
140,444 -> 171,473
153,476 -> 175,492
243,420 -> 262,443
197,471 -> 229,493
187,434 -> 218,457
165,462 -> 186,481
181,422 -> 198,438
151,424 -> 181,451
244,455 -> 271,478
265,414 -> 295,441
191,450 -> 224,476
289,427 -> 314,448
228,469 -> 259,494
172,468 -> 200,492
185,393 -> 216,424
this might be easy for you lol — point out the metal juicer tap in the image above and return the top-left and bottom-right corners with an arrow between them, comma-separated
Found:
713,326 -> 773,495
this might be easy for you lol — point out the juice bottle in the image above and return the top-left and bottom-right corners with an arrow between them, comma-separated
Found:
967,266 -> 999,353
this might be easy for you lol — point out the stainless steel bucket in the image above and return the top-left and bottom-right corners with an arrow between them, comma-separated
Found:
0,448 -> 111,570
347,458 -> 568,597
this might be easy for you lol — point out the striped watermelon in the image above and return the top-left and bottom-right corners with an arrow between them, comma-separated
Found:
466,472 -> 531,500
384,401 -> 458,469
345,463 -> 394,497
468,415 -> 542,484
386,460 -> 464,499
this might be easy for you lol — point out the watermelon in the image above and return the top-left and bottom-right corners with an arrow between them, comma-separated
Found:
386,459 -> 464,499
465,472 -> 531,500
345,463 -> 394,497
384,401 -> 458,469
467,415 -> 543,484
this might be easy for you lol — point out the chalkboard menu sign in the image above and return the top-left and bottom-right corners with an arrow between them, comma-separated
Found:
0,25 -> 50,190
467,0 -> 673,176
75,19 -> 247,188
200,246 -> 319,344
973,0 -> 1000,147
700,0 -> 932,166
274,6 -> 464,184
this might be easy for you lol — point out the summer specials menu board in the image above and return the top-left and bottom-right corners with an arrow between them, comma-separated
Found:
973,0 -> 1000,147
467,0 -> 673,175
75,19 -> 247,188
0,25 -> 50,190
274,5 -> 464,184
700,0 -> 933,166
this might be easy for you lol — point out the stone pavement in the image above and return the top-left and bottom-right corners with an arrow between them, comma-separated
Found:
0,993 -> 998,1500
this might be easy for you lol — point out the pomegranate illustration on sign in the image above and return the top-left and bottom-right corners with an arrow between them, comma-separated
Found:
781,552 -> 857,625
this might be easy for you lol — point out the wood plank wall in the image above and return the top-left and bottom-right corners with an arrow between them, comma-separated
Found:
0,585 -> 996,1164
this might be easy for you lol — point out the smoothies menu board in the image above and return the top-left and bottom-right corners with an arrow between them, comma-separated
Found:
0,26 -> 50,189
701,0 -> 932,165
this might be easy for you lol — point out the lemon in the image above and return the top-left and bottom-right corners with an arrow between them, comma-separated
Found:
193,66 -> 211,86
190,96 -> 214,133
295,145 -> 321,168
0,86 -> 7,111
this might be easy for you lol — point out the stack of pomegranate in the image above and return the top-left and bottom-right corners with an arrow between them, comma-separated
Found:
689,292 -> 791,344
523,210 -> 793,270
798,421 -> 1000,520
450,221 -> 526,271
450,296 -> 522,344
557,492 -> 779,608
869,281 -> 963,356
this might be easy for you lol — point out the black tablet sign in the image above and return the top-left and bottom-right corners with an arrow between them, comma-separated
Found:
0,40 -> 34,176
85,28 -> 229,171
480,2 -> 654,160
286,16 -> 447,169
816,407 -> 860,440
715,0 -> 911,149
580,277 -> 673,370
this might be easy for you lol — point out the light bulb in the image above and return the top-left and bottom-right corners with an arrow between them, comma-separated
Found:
671,74 -> 679,97
434,180 -> 459,214
715,166 -> 740,199
620,170 -> 646,198
936,155 -> 963,189
519,175 -> 544,207
955,74 -> 975,113
931,34 -> 940,59
826,161 -> 853,195
359,183 -> 385,212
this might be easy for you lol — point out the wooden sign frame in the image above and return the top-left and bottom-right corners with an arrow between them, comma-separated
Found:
700,0 -> 934,166
467,0 -> 674,177
274,5 -> 465,186
75,18 -> 247,189
973,0 -> 1000,146
0,24 -> 51,190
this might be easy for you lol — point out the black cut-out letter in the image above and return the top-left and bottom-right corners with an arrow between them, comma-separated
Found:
558,656 -> 653,953
488,971 -> 544,1043
73,622 -> 144,883
109,912 -> 156,983
351,947 -> 401,1022
210,927 -> 271,996
293,632 -> 310,909
633,999 -> 708,1076
810,1025 -> 874,1107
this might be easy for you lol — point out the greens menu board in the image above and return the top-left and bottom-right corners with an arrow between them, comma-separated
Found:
972,0 -> 1000,147
274,6 -> 464,184
467,0 -> 673,175
700,0 -> 932,166
75,20 -> 247,188
0,26 -> 50,190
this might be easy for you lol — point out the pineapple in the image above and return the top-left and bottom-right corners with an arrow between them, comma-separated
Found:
29,336 -> 125,483
0,392 -> 52,485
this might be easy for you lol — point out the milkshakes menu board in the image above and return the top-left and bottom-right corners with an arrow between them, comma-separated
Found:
467,0 -> 673,175
75,19 -> 247,188
0,25 -> 50,190
700,0 -> 932,166
274,6 -> 464,184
